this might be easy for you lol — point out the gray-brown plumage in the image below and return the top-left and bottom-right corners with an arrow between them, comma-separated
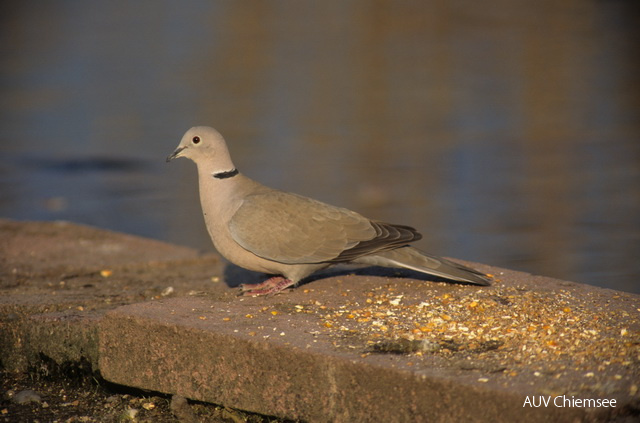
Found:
167,126 -> 490,295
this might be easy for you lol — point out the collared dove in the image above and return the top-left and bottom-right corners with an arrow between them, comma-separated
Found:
167,126 -> 490,296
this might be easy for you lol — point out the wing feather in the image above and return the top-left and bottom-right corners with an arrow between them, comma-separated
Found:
229,190 -> 422,265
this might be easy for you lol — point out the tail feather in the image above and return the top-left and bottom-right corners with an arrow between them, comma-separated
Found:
353,246 -> 491,286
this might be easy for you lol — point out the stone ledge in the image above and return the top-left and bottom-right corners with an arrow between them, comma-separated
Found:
1,218 -> 638,422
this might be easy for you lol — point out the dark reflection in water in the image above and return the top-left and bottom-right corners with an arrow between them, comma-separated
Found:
1,1 -> 638,293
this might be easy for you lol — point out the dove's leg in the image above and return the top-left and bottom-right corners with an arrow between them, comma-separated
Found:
240,276 -> 296,296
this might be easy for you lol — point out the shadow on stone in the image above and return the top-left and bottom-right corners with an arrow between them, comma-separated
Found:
223,264 -> 268,288
222,261 -> 472,290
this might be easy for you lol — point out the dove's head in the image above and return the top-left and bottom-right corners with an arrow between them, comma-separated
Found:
166,126 -> 235,172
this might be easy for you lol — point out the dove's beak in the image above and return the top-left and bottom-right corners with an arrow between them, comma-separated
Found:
166,146 -> 186,162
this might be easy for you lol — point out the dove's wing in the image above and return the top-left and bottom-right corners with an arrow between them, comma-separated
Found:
228,190 -> 421,264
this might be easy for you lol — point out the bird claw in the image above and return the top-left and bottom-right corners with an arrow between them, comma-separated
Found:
239,276 -> 295,296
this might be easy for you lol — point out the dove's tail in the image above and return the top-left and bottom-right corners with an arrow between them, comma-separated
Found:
353,246 -> 491,286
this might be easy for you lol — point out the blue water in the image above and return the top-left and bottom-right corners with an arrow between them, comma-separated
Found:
1,1 -> 638,293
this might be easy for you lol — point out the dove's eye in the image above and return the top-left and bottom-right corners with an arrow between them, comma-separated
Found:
192,136 -> 201,144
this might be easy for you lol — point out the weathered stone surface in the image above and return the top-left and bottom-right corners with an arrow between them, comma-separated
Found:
0,218 -> 226,372
1,219 -> 199,277
97,285 -> 638,422
2,218 -> 639,421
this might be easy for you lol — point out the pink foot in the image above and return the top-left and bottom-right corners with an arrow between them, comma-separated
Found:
239,276 -> 296,296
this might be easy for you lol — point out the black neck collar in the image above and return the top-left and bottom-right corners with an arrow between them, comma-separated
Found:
212,168 -> 239,179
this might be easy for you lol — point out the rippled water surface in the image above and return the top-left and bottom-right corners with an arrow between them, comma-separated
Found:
1,1 -> 639,293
